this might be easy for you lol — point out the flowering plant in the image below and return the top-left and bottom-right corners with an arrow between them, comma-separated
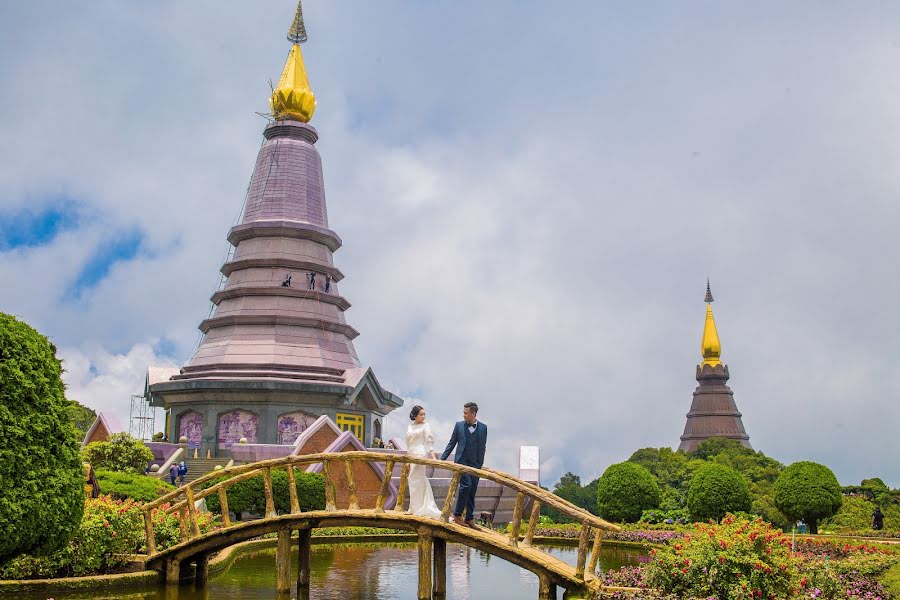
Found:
646,514 -> 798,599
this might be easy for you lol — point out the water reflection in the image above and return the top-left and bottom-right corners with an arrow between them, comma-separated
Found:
22,542 -> 645,600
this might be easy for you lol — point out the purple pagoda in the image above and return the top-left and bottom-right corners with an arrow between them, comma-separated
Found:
677,282 -> 751,453
148,3 -> 402,455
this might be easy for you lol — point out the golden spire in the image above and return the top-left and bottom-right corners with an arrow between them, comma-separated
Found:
700,279 -> 722,367
270,1 -> 316,123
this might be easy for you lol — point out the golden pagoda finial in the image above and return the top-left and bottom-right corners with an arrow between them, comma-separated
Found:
271,0 -> 316,123
701,279 -> 722,367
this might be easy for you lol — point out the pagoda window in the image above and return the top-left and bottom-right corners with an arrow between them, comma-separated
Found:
336,413 -> 364,441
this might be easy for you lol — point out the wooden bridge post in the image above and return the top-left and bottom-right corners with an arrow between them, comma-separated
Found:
538,573 -> 556,599
508,492 -> 525,547
165,557 -> 180,586
297,527 -> 312,591
286,465 -> 301,514
218,487 -> 231,527
263,467 -> 277,518
375,460 -> 394,513
587,528 -> 604,577
393,463 -> 410,512
185,486 -> 201,538
143,509 -> 156,556
323,460 -> 337,511
417,528 -> 433,600
523,500 -> 541,547
344,459 -> 360,510
276,528 -> 292,593
440,471 -> 461,522
432,536 -> 447,597
194,553 -> 209,588
575,524 -> 592,580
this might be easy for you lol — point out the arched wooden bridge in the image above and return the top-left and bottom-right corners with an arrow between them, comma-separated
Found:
142,451 -> 620,599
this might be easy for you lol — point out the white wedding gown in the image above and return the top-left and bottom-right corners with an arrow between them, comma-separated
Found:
405,422 -> 442,519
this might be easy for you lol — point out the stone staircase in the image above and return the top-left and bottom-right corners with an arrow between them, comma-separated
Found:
180,457 -> 230,484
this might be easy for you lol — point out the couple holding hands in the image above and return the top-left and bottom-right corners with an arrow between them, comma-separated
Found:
405,402 -> 487,529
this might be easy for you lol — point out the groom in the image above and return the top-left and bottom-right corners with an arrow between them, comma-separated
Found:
440,402 -> 487,529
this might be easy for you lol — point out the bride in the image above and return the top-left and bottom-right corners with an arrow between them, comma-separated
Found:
405,405 -> 442,519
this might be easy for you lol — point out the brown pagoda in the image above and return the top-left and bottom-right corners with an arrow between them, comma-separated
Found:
677,282 -> 751,453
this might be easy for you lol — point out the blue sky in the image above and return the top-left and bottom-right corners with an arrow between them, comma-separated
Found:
2,1 -> 900,486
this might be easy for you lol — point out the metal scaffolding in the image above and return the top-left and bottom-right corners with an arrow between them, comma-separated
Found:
129,394 -> 157,442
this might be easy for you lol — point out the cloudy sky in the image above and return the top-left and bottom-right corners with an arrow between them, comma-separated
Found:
2,2 -> 900,487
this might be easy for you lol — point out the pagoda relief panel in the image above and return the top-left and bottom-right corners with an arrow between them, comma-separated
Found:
178,410 -> 203,449
278,410 -> 318,444
217,409 -> 259,449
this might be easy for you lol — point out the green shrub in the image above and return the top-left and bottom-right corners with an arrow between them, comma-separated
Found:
596,462 -> 660,523
0,495 -> 143,578
0,495 -> 218,579
0,313 -> 85,562
81,432 -> 154,474
639,508 -> 689,525
821,495 -> 900,534
646,514 -> 798,599
687,462 -> 751,521
774,461 -> 842,534
67,400 -> 97,441
204,469 -> 325,517
95,469 -> 174,502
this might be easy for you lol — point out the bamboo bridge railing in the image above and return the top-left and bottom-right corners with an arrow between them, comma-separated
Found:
141,451 -> 620,599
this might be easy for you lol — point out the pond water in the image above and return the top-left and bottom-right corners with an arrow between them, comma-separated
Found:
30,542 -> 647,600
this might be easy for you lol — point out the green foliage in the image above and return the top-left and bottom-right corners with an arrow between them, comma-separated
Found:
639,508 -> 689,525
646,514 -> 798,599
597,462 -> 660,523
692,437 -> 750,460
687,462 -> 751,521
95,469 -> 174,502
0,495 -> 218,579
822,495 -> 900,534
81,432 -> 154,474
0,496 -> 143,579
0,313 -> 85,562
540,472 -> 600,523
66,400 -> 97,441
774,461 -> 842,534
203,469 -> 325,517
881,559 -> 900,598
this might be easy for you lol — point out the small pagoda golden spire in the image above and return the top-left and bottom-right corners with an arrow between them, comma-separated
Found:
270,0 -> 316,123
700,279 -> 722,367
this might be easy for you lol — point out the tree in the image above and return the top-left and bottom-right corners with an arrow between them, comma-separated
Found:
66,400 -> 97,441
774,461 -> 842,534
81,432 -> 154,474
596,462 -> 660,523
687,463 -> 751,521
692,437 -> 752,461
0,313 -> 85,562
541,472 -> 600,523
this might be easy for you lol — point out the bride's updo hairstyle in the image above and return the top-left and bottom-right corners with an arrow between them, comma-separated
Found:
409,405 -> 424,421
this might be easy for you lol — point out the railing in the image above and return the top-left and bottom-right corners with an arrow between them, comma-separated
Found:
142,451 -> 620,585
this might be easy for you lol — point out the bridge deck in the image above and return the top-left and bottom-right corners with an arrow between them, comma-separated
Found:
145,509 -> 602,593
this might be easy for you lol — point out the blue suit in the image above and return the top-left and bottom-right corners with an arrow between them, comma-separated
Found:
441,421 -> 487,520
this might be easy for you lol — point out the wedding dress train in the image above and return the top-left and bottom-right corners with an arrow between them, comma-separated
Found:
405,422 -> 442,519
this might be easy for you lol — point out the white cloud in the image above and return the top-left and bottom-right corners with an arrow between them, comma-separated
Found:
3,1 -> 900,489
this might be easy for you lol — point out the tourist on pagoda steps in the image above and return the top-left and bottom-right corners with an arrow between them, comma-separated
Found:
168,463 -> 178,486
441,403 -> 487,530
324,273 -> 331,293
177,461 -> 187,486
873,507 -> 885,530
405,405 -> 441,519
307,271 -> 316,290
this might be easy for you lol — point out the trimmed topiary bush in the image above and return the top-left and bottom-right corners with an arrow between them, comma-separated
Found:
596,462 -> 661,523
81,432 -> 154,474
204,469 -> 325,518
95,469 -> 174,502
0,313 -> 85,562
687,462 -> 751,521
774,461 -> 842,534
